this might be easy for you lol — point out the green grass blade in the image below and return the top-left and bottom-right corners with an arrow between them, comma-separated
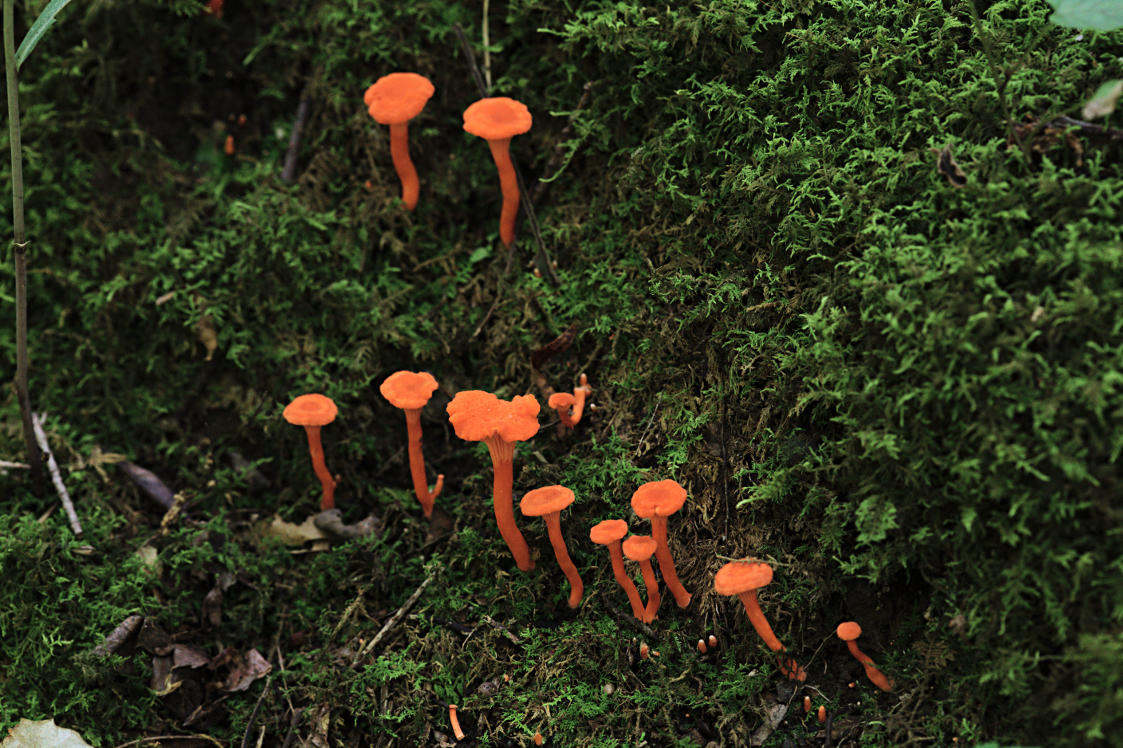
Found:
14,0 -> 75,68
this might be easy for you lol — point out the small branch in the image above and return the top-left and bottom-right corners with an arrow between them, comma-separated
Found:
241,675 -> 273,748
281,97 -> 310,183
0,459 -> 29,469
1052,114 -> 1123,140
32,412 -> 82,537
350,572 -> 435,667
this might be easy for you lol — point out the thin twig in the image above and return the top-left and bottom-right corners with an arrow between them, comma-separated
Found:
281,97 -> 310,182
350,572 -> 435,666
451,23 -> 559,287
1052,114 -> 1123,140
112,735 -> 224,748
32,412 -> 82,537
481,0 -> 491,90
240,675 -> 272,748
279,708 -> 303,748
0,459 -> 29,469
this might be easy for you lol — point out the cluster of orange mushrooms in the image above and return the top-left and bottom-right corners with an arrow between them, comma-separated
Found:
278,72 -> 894,739
282,377 -> 894,696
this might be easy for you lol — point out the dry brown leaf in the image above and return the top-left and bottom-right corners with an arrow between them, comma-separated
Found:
220,648 -> 272,692
256,513 -> 330,547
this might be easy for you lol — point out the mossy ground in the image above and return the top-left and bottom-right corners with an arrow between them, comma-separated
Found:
2,0 -> 1121,746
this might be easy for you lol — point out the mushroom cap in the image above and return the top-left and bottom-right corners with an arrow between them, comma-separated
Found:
364,72 -> 435,125
713,560 -> 773,596
631,479 -> 687,518
283,393 -> 338,427
622,534 -> 657,561
380,370 -> 439,411
447,390 -> 541,443
589,519 -> 629,545
463,97 -> 532,140
548,392 -> 575,410
836,621 -> 862,641
520,485 -> 575,516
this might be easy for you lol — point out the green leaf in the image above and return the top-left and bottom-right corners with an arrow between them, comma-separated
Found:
1047,0 -> 1123,31
14,0 -> 76,69
1083,79 -> 1123,120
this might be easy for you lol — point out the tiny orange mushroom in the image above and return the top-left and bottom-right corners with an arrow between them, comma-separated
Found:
380,371 -> 444,518
590,519 -> 646,621
714,560 -> 806,681
282,394 -> 339,510
447,390 -> 540,571
364,73 -> 435,210
547,373 -> 592,428
521,485 -> 583,607
449,704 -> 465,741
631,479 -> 692,607
836,621 -> 893,692
462,97 -> 532,247
622,535 -> 661,623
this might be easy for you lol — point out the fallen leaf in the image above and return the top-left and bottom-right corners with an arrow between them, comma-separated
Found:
151,654 -> 184,696
1083,79 -> 1123,120
934,144 -> 967,187
530,323 -> 578,371
1047,0 -> 1123,32
256,513 -> 331,547
1,719 -> 93,748
93,614 -> 145,658
313,509 -> 381,540
172,644 -> 212,670
118,461 -> 177,512
220,649 -> 272,692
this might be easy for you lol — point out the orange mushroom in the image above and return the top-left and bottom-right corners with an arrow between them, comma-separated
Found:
547,374 -> 592,428
282,394 -> 339,510
622,535 -> 660,623
462,97 -> 532,247
589,519 -> 646,621
364,73 -> 435,211
446,390 -> 540,571
836,621 -> 893,692
631,479 -> 692,608
714,560 -> 806,681
379,370 -> 444,518
520,485 -> 583,607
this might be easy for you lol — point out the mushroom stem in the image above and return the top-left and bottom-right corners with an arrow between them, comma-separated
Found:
637,558 -> 661,623
403,408 -> 443,518
650,516 -> 692,607
543,515 -> 583,607
483,437 -> 534,571
736,589 -> 806,681
606,542 -> 646,620
486,137 -> 519,247
388,121 -> 420,210
845,640 -> 893,692
449,704 -> 465,741
302,424 -> 336,510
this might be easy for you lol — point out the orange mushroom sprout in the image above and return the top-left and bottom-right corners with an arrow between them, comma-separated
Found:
364,73 -> 435,210
379,370 -> 444,518
447,390 -> 540,571
714,560 -> 806,681
836,621 -> 893,692
622,535 -> 660,623
521,485 -> 583,607
631,479 -> 692,608
282,394 -> 339,510
462,97 -> 532,247
590,519 -> 646,621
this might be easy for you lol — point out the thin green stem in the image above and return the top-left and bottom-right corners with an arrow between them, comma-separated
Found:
4,0 -> 43,483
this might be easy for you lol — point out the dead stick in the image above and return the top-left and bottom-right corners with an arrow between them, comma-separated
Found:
32,412 -> 82,537
351,572 -> 435,666
281,98 -> 310,182
241,675 -> 273,748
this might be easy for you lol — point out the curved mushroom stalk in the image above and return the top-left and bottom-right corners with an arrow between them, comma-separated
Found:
837,622 -> 893,691
484,437 -> 534,572
715,560 -> 806,682
623,535 -> 661,623
380,371 -> 443,517
548,374 -> 592,429
303,425 -> 337,510
591,520 -> 646,621
283,394 -> 339,511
